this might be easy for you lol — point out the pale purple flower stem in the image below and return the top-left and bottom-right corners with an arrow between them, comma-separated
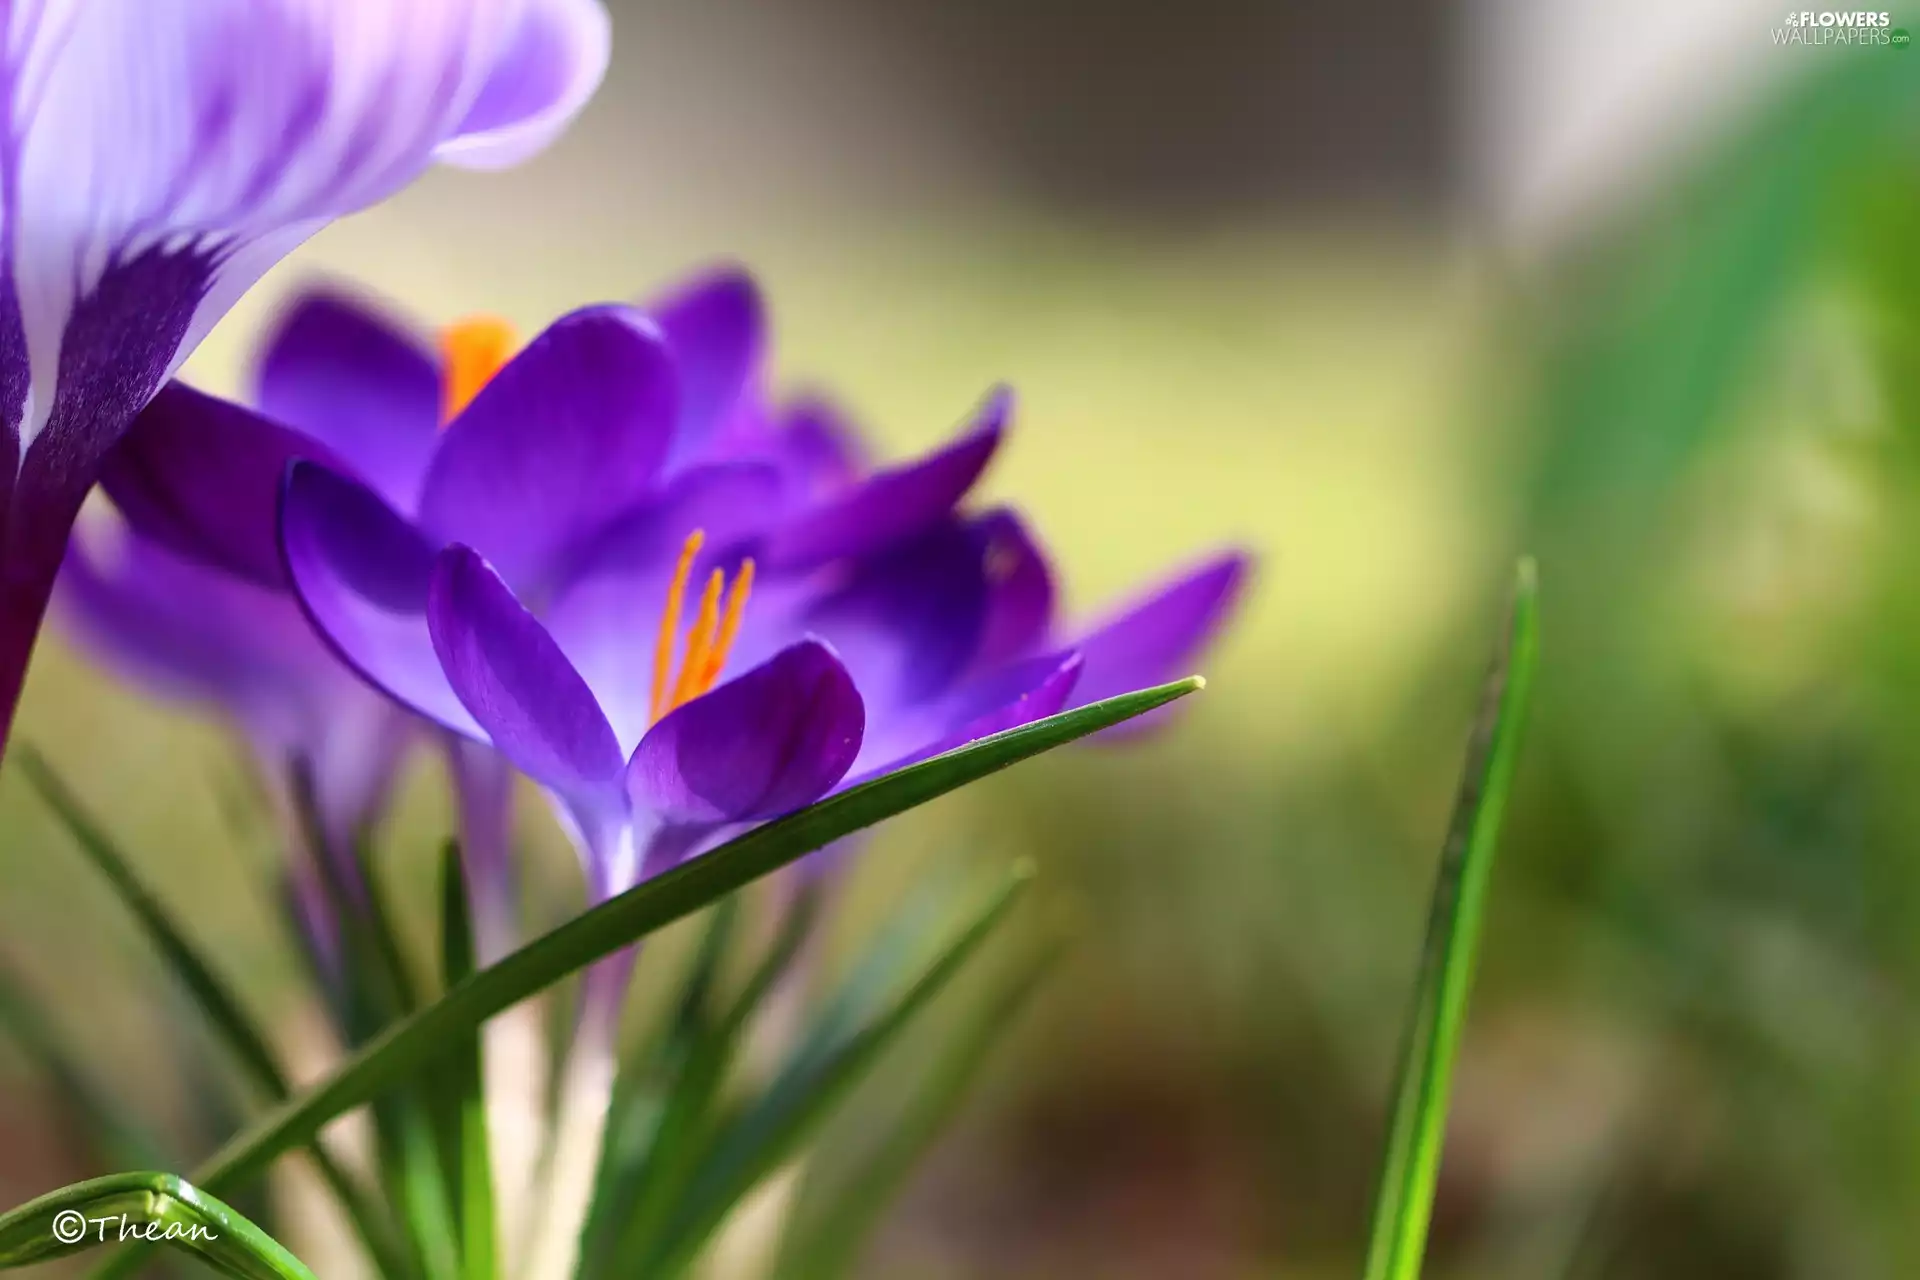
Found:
447,735 -> 520,964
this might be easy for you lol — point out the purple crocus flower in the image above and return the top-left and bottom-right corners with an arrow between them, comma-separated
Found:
0,0 -> 610,753
88,266 -> 1248,906
87,265 -> 1247,1278
271,276 -> 1248,904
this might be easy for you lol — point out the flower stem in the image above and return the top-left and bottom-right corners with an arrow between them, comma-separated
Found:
0,498 -> 73,759
519,959 -> 627,1280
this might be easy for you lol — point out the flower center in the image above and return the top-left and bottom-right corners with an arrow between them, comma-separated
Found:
650,529 -> 756,723
439,314 -> 519,423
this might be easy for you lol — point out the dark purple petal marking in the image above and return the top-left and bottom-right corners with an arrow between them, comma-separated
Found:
627,639 -> 864,825
280,460 -> 481,736
100,382 -> 356,588
649,266 -> 764,463
254,287 -> 442,508
419,306 -> 678,593
764,386 -> 1009,571
0,268 -> 27,690
0,246 -> 214,746
428,544 -> 626,797
0,268 -> 25,503
1070,551 -> 1251,711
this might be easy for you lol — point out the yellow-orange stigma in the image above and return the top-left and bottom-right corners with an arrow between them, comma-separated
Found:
439,314 -> 519,423
649,530 -> 755,723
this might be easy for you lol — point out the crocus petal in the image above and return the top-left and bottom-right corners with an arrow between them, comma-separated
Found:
62,516 -> 413,853
429,544 -> 626,797
1069,552 -> 1251,709
649,267 -> 764,462
304,698 -> 415,860
280,460 -> 481,737
545,463 -> 786,749
795,522 -> 990,712
253,287 -> 442,508
725,393 -> 870,502
0,0 -> 608,749
628,640 -> 864,825
436,0 -> 612,170
764,387 -> 1009,570
8,0 -> 607,458
970,508 -> 1055,672
556,462 -> 784,586
418,307 -> 677,591
98,382 -> 355,588
850,649 -> 1083,782
60,523 -> 344,745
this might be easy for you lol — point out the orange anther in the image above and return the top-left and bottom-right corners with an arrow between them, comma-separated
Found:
704,558 -> 755,686
650,530 -> 706,723
669,569 -> 725,713
439,314 -> 518,423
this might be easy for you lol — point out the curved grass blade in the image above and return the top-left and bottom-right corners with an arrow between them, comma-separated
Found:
1360,559 -> 1539,1280
19,750 -> 291,1097
17,748 -> 414,1280
0,1172 -> 316,1280
171,678 -> 1196,1206
779,932 -> 1063,1280
638,862 -> 1034,1277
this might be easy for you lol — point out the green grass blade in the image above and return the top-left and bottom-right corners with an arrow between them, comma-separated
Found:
17,749 -> 416,1280
0,966 -> 167,1171
386,1104 -> 462,1280
0,1172 -> 317,1280
590,891 -> 818,1275
581,897 -> 746,1276
780,933 -> 1063,1280
639,863 -> 1034,1277
19,749 -> 290,1097
1360,559 -> 1539,1280
439,845 -> 497,1280
171,678 -> 1196,1205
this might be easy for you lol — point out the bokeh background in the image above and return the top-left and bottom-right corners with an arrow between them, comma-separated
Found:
4,2 -> 1918,1276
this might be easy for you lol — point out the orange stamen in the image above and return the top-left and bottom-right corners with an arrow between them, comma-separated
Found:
650,530 -> 706,722
703,558 -> 755,685
439,314 -> 519,423
669,569 -> 725,712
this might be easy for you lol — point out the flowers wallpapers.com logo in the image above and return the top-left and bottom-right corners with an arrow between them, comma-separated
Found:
1773,9 -> 1908,44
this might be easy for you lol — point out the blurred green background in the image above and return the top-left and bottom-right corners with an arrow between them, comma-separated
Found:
4,3 -> 1919,1277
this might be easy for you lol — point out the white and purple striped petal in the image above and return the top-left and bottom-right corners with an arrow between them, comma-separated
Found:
0,0 -> 609,747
